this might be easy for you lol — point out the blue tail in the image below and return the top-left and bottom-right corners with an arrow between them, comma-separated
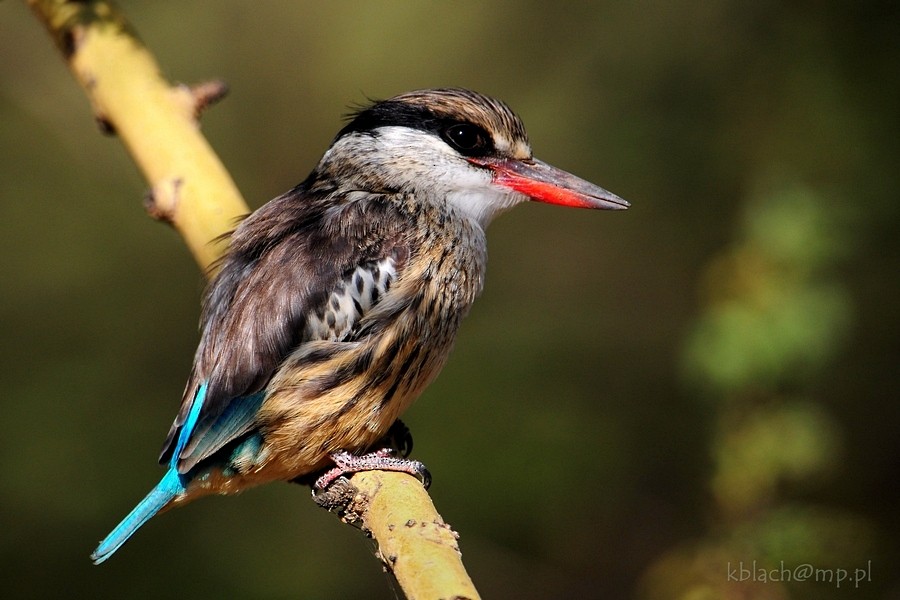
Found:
90,468 -> 185,564
92,382 -> 208,564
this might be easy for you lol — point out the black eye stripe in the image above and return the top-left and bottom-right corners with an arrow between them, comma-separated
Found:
335,101 -> 495,157
336,101 -> 448,139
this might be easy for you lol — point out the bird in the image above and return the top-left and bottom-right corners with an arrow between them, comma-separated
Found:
91,87 -> 629,564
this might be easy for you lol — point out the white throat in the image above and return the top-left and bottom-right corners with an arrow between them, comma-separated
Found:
444,186 -> 526,228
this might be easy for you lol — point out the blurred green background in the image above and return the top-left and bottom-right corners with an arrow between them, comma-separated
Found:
1,1 -> 897,598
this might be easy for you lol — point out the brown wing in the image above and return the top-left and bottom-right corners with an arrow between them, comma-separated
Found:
158,186 -> 409,471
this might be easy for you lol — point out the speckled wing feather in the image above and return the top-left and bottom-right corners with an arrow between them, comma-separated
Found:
158,185 -> 409,471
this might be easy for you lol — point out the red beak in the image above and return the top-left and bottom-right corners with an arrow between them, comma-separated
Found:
469,157 -> 629,210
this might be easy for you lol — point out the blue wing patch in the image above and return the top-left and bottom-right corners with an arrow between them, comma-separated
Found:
177,387 -> 267,472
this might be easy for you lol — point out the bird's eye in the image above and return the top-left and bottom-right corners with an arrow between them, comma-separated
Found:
442,124 -> 489,155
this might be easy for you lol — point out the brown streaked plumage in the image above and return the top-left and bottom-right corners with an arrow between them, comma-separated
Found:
92,88 -> 629,564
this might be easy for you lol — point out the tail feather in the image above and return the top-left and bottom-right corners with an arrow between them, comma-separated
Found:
91,469 -> 184,564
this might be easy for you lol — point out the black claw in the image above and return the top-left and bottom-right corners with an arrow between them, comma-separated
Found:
415,463 -> 432,490
385,419 -> 414,457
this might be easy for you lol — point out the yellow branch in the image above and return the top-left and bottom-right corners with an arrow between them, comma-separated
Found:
317,472 -> 481,600
28,1 -> 479,597
28,0 -> 248,273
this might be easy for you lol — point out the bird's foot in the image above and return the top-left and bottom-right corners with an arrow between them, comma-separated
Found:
313,448 -> 431,491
